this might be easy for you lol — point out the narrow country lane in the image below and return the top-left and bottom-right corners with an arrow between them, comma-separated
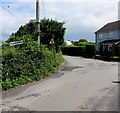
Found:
1,55 -> 119,111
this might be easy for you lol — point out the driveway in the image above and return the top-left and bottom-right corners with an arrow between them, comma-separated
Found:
1,55 -> 119,111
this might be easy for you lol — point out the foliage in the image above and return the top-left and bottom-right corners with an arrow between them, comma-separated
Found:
78,41 -> 89,46
115,45 -> 120,57
2,43 -> 10,48
61,46 -> 85,56
95,55 -> 120,62
85,44 -> 96,57
6,19 -> 66,52
61,44 -> 96,58
40,19 -> 66,46
71,39 -> 90,46
72,41 -> 79,46
61,39 -> 96,57
79,39 -> 88,42
61,42 -> 67,46
2,38 -> 64,90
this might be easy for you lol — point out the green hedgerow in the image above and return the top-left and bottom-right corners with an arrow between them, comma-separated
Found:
2,38 -> 64,90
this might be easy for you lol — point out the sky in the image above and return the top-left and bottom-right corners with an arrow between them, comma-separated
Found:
0,0 -> 119,42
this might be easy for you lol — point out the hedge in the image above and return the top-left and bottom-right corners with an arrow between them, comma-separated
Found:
2,39 -> 64,90
85,44 -> 96,57
61,46 -> 85,56
61,44 -> 96,58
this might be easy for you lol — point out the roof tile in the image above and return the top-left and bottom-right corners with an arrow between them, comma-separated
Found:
95,20 -> 120,34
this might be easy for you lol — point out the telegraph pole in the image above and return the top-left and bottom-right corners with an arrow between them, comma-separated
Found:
36,0 -> 40,44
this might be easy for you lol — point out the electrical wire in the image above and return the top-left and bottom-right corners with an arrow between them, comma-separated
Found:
0,2 -> 32,23
1,5 -> 15,17
0,4 -> 23,22
1,3 -> 25,39
42,0 -> 46,18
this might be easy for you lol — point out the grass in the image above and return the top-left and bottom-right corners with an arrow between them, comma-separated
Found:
95,54 -> 100,57
95,54 -> 120,62
112,56 -> 120,58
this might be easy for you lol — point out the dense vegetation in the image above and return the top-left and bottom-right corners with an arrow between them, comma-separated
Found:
61,46 -> 85,56
6,18 -> 66,52
2,38 -> 64,90
2,19 -> 66,90
61,39 -> 96,58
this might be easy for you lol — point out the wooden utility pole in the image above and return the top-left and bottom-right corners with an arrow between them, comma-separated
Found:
36,0 -> 40,44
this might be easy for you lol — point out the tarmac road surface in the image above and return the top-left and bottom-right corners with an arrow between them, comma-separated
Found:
1,55 -> 119,111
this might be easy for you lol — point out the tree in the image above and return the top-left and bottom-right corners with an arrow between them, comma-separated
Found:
78,41 -> 88,46
6,19 -> 66,49
78,39 -> 89,46
40,19 -> 66,47
79,39 -> 88,42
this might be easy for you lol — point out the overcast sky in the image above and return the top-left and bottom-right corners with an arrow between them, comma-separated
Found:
0,0 -> 119,42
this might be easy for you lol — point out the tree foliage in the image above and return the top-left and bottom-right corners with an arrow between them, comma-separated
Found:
6,19 -> 66,48
78,42 -> 89,46
79,39 -> 88,42
40,19 -> 66,45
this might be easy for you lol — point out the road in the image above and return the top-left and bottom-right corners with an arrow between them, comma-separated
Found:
1,55 -> 119,111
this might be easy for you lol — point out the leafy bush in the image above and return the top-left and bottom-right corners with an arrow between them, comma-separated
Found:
61,44 -> 96,58
85,44 -> 96,58
115,45 -> 120,57
78,42 -> 89,46
61,46 -> 85,56
6,19 -> 66,52
2,38 -> 64,90
79,39 -> 88,42
61,42 -> 67,46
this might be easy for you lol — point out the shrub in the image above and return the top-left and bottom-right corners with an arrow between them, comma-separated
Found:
79,39 -> 88,42
61,42 -> 67,46
116,45 -> 120,57
61,44 -> 96,58
61,46 -> 85,56
85,44 -> 96,57
2,38 -> 64,90
6,19 -> 66,52
78,42 -> 89,46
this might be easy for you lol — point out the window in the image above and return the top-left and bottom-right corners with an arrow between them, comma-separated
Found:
107,31 -> 113,39
108,45 -> 112,51
97,33 -> 102,40
99,34 -> 102,38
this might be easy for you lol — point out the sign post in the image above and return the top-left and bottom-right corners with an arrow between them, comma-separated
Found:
36,0 -> 40,45
49,38 -> 55,50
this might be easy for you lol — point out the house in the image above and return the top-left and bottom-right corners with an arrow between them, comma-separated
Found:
71,41 -> 79,45
95,20 -> 120,56
66,41 -> 72,45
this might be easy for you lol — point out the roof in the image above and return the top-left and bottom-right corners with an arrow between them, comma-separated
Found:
71,41 -> 79,45
115,41 -> 120,45
99,39 -> 120,44
95,20 -> 120,34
